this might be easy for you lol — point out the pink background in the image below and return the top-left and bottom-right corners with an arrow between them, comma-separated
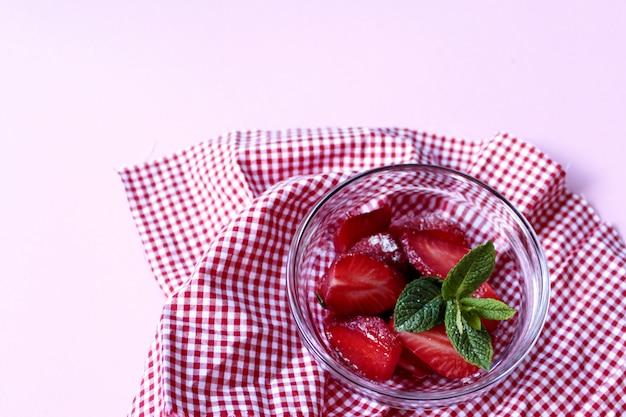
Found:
1,2 -> 625,416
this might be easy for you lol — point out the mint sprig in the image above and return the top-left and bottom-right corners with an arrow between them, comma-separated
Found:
393,240 -> 517,371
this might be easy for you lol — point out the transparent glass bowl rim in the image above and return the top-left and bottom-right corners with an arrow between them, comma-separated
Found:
286,163 -> 551,407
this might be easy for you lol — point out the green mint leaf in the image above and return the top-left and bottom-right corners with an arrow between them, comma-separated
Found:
393,277 -> 446,333
441,240 -> 496,301
445,300 -> 493,370
459,297 -> 517,321
463,310 -> 483,331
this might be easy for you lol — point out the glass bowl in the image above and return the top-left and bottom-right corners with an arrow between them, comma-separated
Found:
286,164 -> 550,409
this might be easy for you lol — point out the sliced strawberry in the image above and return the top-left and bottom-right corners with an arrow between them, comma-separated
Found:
396,323 -> 479,379
333,205 -> 392,253
390,213 -> 469,247
387,318 -> 431,377
317,252 -> 406,316
349,232 -> 409,271
399,229 -> 470,278
396,347 -> 432,378
324,315 -> 402,381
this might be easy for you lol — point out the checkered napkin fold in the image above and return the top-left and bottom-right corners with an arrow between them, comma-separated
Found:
119,128 -> 626,417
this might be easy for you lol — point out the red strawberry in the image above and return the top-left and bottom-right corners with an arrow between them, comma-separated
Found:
396,323 -> 479,379
387,318 -> 431,377
396,347 -> 432,378
390,213 -> 469,247
349,232 -> 408,271
399,229 -> 470,278
334,205 -> 392,253
317,252 -> 406,316
324,315 -> 402,381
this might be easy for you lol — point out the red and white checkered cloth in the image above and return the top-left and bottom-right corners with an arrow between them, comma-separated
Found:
119,127 -> 626,416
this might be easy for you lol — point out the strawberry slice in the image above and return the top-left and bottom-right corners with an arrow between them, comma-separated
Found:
396,323 -> 479,379
399,229 -> 470,278
396,347 -> 431,378
317,252 -> 406,316
390,213 -> 469,247
387,318 -> 431,377
333,205 -> 392,253
349,232 -> 409,271
324,315 -> 402,381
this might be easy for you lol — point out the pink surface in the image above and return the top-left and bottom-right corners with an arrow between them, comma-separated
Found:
1,2 -> 625,416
